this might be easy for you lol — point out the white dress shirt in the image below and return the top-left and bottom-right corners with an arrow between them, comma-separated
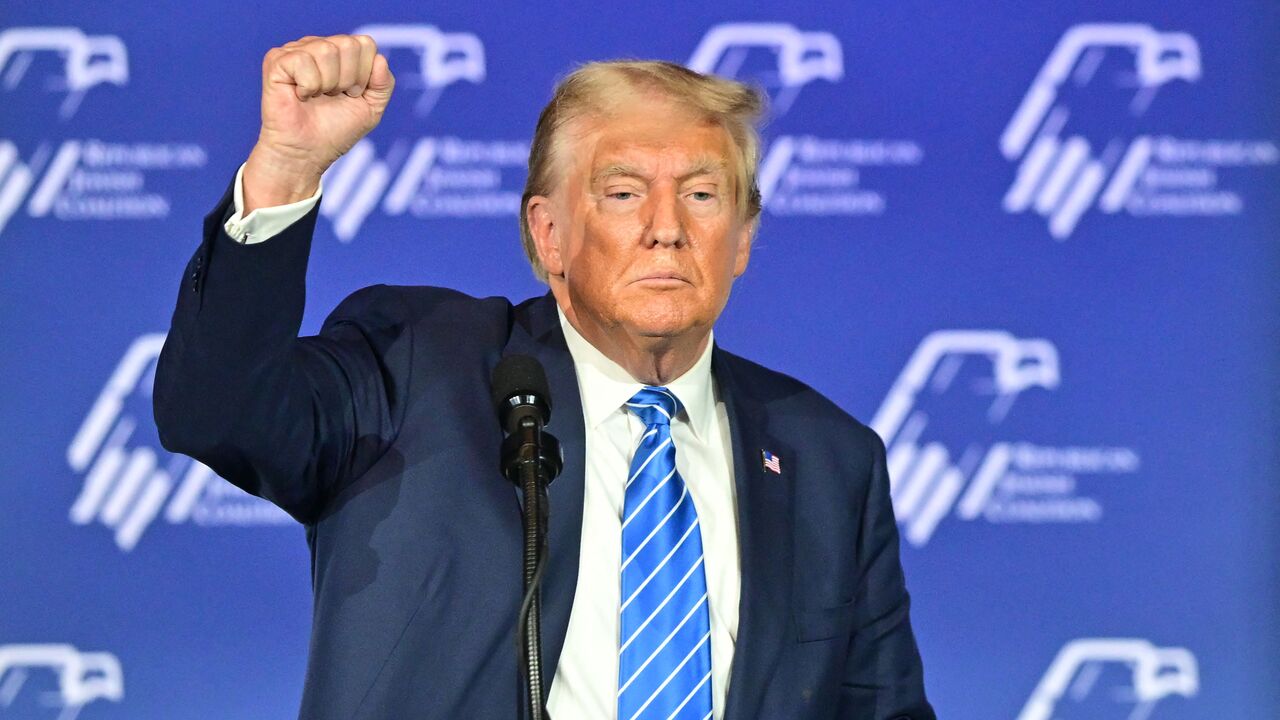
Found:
550,309 -> 740,719
226,163 -> 742,718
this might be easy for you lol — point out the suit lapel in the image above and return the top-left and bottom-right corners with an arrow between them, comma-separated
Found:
715,348 -> 795,720
505,292 -> 586,682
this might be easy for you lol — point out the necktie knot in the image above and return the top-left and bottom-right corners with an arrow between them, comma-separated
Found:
625,386 -> 683,428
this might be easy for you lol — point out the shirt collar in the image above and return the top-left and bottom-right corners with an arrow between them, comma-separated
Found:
556,306 -> 716,441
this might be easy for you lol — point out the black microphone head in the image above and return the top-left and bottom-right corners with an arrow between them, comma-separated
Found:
491,354 -> 552,432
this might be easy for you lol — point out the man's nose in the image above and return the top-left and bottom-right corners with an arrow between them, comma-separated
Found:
645,187 -> 686,248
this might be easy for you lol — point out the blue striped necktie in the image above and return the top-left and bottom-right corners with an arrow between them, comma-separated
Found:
617,386 -> 714,720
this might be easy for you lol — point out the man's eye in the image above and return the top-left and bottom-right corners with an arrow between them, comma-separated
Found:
689,191 -> 714,202
608,191 -> 635,200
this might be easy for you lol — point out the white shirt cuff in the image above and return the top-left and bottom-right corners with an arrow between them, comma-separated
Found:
224,161 -> 323,244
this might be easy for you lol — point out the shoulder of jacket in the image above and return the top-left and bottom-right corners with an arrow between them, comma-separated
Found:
327,284 -> 514,327
717,348 -> 881,451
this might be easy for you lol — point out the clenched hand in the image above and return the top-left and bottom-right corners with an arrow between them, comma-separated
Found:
243,34 -> 395,214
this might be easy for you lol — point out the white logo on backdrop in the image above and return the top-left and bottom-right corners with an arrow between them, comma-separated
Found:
690,23 -> 923,217
0,27 -> 128,119
67,334 -> 289,552
0,27 -> 209,238
756,135 -> 922,215
687,22 -> 842,116
1002,23 -> 1278,238
353,24 -> 484,117
0,139 -> 206,236
321,136 -> 526,241
0,644 -> 122,715
319,25 -> 528,241
872,331 -> 1140,547
1019,639 -> 1198,720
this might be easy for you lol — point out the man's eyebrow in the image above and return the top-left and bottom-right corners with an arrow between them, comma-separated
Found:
592,164 -> 649,184
677,157 -> 727,182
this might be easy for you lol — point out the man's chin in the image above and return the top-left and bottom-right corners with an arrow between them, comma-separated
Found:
605,290 -> 712,343
627,314 -> 705,342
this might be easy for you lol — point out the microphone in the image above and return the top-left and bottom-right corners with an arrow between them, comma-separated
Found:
492,354 -> 563,486
491,354 -> 561,720
492,353 -> 553,434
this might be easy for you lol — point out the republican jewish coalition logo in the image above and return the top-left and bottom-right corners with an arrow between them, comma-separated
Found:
67,334 -> 289,552
1018,639 -> 1198,720
689,23 -> 923,217
354,24 -> 484,117
872,331 -> 1139,547
1002,23 -> 1278,238
687,22 -> 842,117
0,27 -> 128,119
320,24 -> 527,241
0,27 -> 208,237
0,644 -> 122,716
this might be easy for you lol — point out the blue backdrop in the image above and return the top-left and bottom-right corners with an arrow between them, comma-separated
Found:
1,2 -> 1277,718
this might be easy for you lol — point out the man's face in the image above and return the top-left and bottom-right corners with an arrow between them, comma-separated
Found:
531,96 -> 752,348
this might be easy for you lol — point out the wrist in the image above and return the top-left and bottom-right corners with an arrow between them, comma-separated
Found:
243,143 -> 324,213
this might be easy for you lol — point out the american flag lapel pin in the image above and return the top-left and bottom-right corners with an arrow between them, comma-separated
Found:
761,449 -> 782,475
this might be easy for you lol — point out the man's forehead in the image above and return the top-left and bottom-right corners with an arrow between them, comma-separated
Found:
591,153 -> 728,183
549,95 -> 737,192
583,124 -> 733,179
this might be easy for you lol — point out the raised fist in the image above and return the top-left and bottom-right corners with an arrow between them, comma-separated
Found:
243,34 -> 395,212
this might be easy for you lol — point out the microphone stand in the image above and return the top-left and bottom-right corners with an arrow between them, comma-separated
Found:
503,413 -> 562,720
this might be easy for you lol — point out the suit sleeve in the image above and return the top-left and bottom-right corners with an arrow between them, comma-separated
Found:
839,428 -> 936,719
152,170 -> 414,524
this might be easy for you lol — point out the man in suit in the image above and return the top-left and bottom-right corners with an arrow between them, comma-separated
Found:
154,33 -> 935,719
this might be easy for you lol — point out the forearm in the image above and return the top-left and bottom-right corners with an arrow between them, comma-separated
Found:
154,169 -> 326,519
155,30 -> 400,521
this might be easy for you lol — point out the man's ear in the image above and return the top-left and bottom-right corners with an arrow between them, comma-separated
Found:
732,220 -> 754,278
526,195 -> 564,277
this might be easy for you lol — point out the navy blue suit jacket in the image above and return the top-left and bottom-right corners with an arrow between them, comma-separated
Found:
153,174 -> 935,719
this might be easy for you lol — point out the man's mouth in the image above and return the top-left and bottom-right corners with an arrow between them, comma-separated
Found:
631,272 -> 691,288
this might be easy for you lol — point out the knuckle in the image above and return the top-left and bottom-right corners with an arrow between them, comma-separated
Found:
293,54 -> 319,78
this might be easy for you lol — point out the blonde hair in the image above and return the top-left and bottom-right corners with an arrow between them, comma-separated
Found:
519,60 -> 765,282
